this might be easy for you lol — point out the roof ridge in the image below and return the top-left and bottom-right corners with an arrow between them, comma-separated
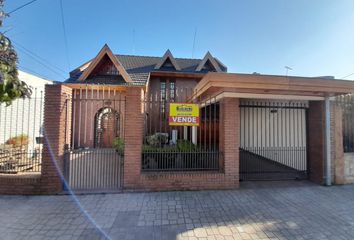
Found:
116,54 -> 161,58
115,53 -> 202,61
175,57 -> 202,61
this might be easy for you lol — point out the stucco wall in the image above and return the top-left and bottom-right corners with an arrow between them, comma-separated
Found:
0,71 -> 53,152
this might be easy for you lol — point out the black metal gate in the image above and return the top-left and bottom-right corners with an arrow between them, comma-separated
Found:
239,100 -> 308,180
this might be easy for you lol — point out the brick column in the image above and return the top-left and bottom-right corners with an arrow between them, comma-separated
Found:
219,97 -> 239,187
123,87 -> 144,189
41,84 -> 72,194
308,101 -> 326,184
332,105 -> 345,184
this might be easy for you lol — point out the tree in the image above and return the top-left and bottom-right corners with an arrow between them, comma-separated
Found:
0,0 -> 31,105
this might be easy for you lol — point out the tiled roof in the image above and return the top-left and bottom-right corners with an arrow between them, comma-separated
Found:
65,54 -> 227,86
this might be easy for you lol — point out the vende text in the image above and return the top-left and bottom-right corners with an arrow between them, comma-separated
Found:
170,116 -> 199,123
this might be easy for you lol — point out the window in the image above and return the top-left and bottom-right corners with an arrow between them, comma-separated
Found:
160,81 -> 166,116
170,81 -> 176,102
160,79 -> 176,117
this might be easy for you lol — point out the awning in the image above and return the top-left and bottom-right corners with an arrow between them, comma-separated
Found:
192,72 -> 354,101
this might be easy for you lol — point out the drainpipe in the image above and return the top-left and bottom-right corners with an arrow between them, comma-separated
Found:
325,96 -> 332,186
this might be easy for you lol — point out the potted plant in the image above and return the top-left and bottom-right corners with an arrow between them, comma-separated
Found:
113,137 -> 124,156
6,134 -> 29,146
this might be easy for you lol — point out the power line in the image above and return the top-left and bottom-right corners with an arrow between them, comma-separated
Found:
59,0 -> 71,70
18,64 -> 53,81
13,40 -> 67,74
192,28 -> 197,58
8,0 -> 39,15
341,73 -> 354,79
15,45 -> 67,79
133,29 -> 135,54
14,42 -> 67,78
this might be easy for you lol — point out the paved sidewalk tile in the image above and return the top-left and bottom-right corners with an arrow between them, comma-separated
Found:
1,181 -> 354,239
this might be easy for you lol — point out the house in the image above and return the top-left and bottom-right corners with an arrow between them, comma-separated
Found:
1,44 -> 354,194
58,44 -> 354,191
0,71 -> 53,146
64,45 -> 226,149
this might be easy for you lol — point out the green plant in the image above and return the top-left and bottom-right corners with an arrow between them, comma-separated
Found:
0,1 -> 32,105
146,133 -> 168,148
113,137 -> 124,155
177,140 -> 199,152
6,134 -> 29,146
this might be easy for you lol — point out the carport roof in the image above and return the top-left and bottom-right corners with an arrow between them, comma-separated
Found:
192,72 -> 354,101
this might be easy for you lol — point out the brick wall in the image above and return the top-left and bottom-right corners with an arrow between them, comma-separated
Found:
40,85 -> 72,194
0,173 -> 42,195
307,101 -> 325,184
0,84 -> 72,195
123,87 -> 144,188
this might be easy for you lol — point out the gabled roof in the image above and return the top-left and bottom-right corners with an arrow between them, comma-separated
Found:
78,44 -> 133,83
196,52 -> 222,72
65,47 -> 227,86
154,50 -> 181,71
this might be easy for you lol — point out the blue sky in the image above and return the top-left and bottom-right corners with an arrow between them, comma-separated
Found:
4,0 -> 354,82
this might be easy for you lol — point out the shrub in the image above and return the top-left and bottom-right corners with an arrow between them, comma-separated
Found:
142,140 -> 200,153
6,134 -> 29,146
146,133 -> 168,148
177,140 -> 198,152
113,137 -> 124,155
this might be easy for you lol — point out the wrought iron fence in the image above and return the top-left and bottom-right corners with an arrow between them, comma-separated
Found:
142,148 -> 221,172
0,89 -> 44,173
142,93 -> 221,172
336,94 -> 354,152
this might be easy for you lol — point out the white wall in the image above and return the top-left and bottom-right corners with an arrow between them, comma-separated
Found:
0,71 -> 53,152
240,99 -> 308,170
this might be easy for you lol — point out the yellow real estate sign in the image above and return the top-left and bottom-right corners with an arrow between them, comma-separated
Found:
169,103 -> 199,126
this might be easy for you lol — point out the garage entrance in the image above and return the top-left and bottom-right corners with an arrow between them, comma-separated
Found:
239,99 -> 308,180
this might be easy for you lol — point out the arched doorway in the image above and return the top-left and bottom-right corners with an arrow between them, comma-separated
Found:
94,107 -> 120,148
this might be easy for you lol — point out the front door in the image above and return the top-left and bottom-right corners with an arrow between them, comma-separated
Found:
101,112 -> 116,148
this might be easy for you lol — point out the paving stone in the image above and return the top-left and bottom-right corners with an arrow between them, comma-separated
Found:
194,228 -> 208,237
3,181 -> 354,239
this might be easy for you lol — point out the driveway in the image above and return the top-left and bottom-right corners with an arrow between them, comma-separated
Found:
1,181 -> 354,240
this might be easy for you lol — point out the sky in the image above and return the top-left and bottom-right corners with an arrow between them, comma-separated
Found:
4,0 -> 354,82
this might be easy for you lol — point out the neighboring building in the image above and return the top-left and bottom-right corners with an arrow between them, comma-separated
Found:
0,71 -> 53,154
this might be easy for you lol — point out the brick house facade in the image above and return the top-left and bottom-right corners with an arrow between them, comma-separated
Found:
1,44 -> 354,194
